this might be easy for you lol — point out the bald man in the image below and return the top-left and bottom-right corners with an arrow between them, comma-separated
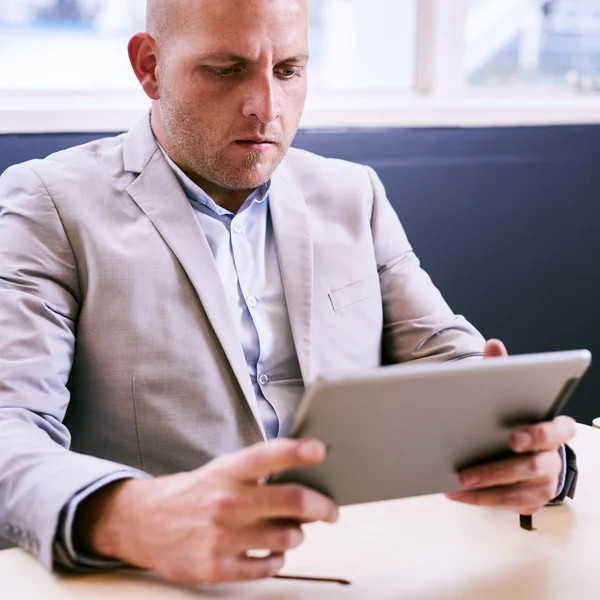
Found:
0,0 -> 576,585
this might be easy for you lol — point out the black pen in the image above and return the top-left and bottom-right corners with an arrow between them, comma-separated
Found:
520,514 -> 533,530
274,574 -> 351,585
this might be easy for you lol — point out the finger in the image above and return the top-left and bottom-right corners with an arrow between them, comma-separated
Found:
446,479 -> 559,514
458,450 -> 561,490
510,416 -> 576,453
255,484 -> 339,523
211,553 -> 286,583
224,521 -> 304,555
214,438 -> 327,482
483,339 -> 508,358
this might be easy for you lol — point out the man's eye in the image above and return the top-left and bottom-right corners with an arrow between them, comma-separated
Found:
212,67 -> 241,77
278,69 -> 301,79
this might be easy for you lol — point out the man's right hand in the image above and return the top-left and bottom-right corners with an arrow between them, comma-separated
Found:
73,438 -> 338,584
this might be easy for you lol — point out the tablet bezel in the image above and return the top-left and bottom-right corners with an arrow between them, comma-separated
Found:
271,350 -> 591,506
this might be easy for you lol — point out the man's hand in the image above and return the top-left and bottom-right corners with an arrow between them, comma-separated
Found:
75,439 -> 338,584
446,339 -> 576,514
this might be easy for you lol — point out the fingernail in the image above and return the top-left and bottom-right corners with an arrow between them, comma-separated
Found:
299,440 -> 325,461
512,432 -> 533,452
446,492 -> 462,500
328,506 -> 339,523
460,474 -> 480,489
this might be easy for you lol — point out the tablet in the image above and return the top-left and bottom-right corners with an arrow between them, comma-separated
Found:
271,350 -> 591,506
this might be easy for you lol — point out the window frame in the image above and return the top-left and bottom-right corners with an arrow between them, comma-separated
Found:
0,0 -> 599,134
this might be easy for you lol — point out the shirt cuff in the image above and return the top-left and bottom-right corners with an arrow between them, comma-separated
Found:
54,470 -> 150,570
547,445 -> 567,506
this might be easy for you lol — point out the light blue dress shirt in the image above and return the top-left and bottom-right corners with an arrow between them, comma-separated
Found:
161,150 -> 304,439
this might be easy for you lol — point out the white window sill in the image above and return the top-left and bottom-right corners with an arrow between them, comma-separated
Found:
304,91 -> 600,128
0,90 -> 599,134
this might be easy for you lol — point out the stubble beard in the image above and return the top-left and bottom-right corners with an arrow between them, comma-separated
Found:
159,92 -> 288,191
245,151 -> 262,168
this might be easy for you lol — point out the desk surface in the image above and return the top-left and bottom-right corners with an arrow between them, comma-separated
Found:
1,424 -> 598,600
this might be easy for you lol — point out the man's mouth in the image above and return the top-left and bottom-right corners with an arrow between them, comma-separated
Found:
234,139 -> 276,150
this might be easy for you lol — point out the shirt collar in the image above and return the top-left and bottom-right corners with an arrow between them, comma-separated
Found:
158,144 -> 271,217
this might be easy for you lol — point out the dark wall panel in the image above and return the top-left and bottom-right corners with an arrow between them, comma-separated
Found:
2,125 -> 599,423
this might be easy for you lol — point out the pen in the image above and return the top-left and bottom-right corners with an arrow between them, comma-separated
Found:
274,574 -> 351,585
520,514 -> 533,530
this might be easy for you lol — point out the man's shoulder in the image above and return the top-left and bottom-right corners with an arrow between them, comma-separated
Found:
278,147 -> 376,210
2,132 -> 128,188
282,146 -> 369,182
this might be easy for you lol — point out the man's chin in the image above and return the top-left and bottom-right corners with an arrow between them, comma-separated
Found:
224,162 -> 280,190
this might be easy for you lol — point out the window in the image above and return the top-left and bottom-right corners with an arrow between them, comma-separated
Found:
0,0 -> 418,92
309,0 -> 418,92
466,0 -> 600,91
0,0 -> 598,133
0,1 -> 144,91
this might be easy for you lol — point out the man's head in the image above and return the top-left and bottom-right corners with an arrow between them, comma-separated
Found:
129,0 -> 309,198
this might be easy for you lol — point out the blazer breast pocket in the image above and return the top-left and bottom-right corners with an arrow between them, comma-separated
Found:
328,275 -> 381,311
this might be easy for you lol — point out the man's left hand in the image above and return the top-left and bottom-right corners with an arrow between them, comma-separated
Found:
446,339 -> 577,514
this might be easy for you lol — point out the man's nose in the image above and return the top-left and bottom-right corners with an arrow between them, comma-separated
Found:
242,74 -> 282,124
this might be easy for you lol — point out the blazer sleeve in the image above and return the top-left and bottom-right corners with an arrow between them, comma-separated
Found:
0,164 -> 147,570
365,165 -> 486,364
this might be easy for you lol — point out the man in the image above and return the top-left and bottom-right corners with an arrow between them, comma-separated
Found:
0,0 -> 576,585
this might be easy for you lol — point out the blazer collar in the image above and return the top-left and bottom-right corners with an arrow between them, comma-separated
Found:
122,114 -> 315,426
123,112 -> 159,174
123,113 -> 267,440
270,161 -> 315,386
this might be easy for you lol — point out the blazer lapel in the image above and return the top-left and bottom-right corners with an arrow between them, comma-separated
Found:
269,165 -> 315,385
122,117 -> 266,439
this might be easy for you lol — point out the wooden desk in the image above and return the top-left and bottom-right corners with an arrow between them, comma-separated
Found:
1,424 -> 598,599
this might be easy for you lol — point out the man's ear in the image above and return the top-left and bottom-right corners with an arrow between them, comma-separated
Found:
128,33 -> 160,100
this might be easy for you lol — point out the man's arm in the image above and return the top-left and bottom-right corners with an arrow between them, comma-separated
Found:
0,164 -> 147,569
364,166 -> 576,508
53,472 -> 148,569
0,164 -> 340,583
365,165 -> 486,364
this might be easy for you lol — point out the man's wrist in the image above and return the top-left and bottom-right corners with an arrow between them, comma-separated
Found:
72,478 -> 142,561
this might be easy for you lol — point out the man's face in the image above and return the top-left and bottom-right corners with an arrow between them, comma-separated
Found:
155,0 -> 309,191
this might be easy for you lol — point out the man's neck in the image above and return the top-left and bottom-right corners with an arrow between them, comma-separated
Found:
151,113 -> 253,214
179,166 -> 253,215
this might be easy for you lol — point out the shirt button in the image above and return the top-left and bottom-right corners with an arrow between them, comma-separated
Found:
258,374 -> 269,386
232,225 -> 242,235
246,296 -> 257,308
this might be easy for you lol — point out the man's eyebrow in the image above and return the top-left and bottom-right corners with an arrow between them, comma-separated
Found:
197,53 -> 310,64
198,53 -> 251,63
279,54 -> 310,63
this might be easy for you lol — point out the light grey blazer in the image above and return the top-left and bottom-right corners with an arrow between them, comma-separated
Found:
0,115 -> 485,567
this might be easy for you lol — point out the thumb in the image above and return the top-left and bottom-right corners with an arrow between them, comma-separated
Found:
483,338 -> 508,358
212,438 -> 327,483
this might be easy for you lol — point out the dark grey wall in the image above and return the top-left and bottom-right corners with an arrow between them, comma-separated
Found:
1,125 -> 599,424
